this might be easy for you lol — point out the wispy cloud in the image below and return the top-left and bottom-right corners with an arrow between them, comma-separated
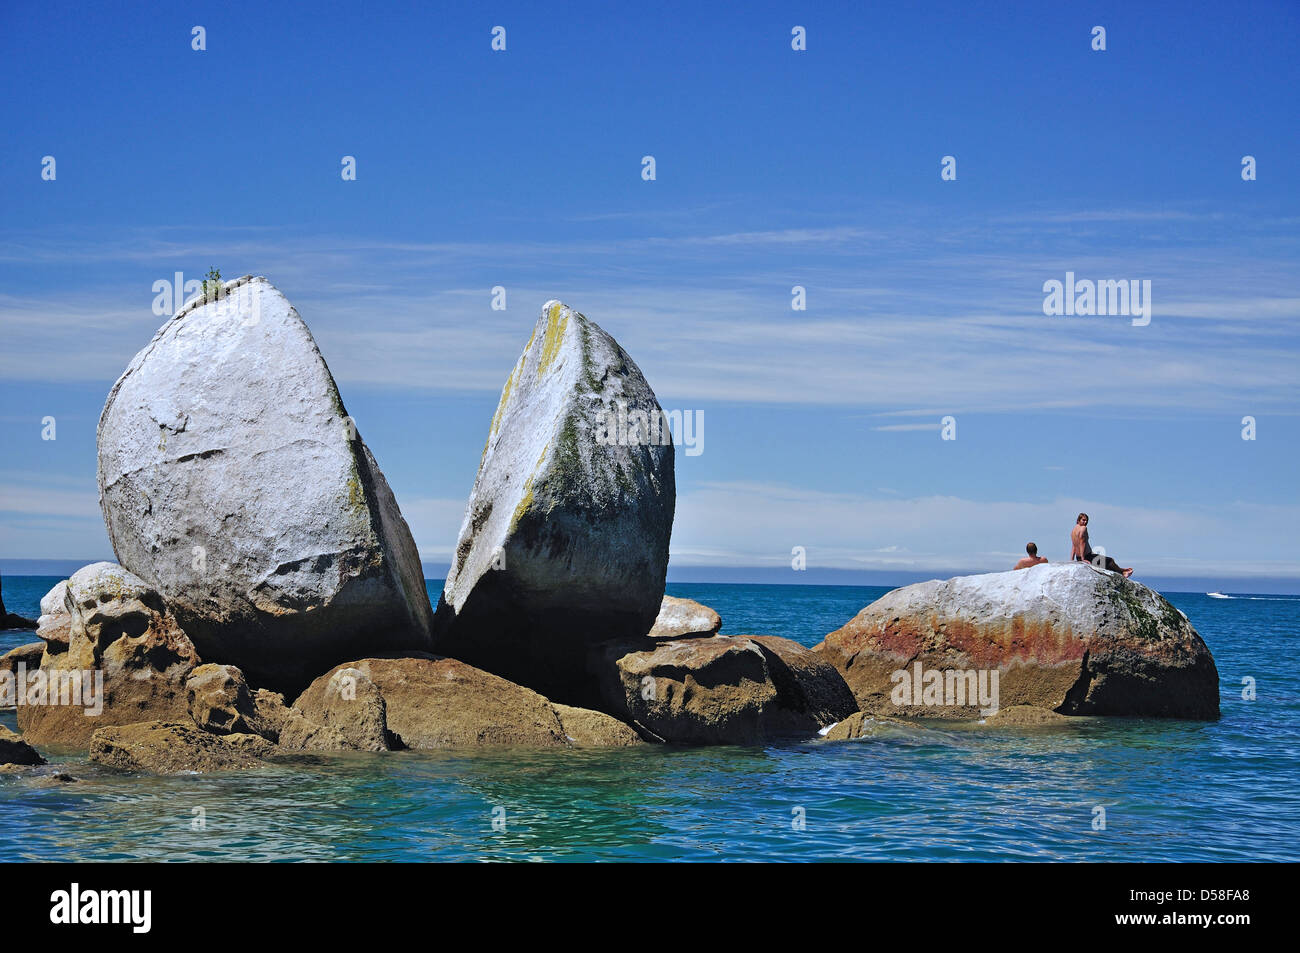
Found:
2,209 -> 1296,415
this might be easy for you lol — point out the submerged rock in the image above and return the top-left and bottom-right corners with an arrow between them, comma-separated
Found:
982,705 -> 1072,726
814,562 -> 1219,720
0,726 -> 45,766
433,301 -> 675,704
648,595 -> 721,638
97,276 -> 433,692
16,562 -> 198,747
89,721 -> 273,773
820,711 -> 918,741
592,634 -> 858,745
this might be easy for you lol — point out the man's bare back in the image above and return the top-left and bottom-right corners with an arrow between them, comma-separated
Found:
1014,542 -> 1048,570
1070,513 -> 1134,577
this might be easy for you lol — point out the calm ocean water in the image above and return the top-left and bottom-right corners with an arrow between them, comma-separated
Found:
2,576 -> 1297,862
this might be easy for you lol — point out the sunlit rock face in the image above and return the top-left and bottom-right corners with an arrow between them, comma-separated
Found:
433,301 -> 675,704
97,276 -> 433,692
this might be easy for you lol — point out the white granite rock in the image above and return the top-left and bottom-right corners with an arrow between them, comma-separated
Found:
97,276 -> 433,690
433,300 -> 675,703
648,595 -> 721,638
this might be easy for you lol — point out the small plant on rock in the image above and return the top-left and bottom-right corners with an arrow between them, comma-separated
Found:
201,267 -> 222,301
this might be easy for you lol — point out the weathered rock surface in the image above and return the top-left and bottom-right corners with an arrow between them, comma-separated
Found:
97,275 -> 433,692
285,654 -> 642,749
552,703 -> 645,746
820,711 -> 917,741
251,688 -> 290,739
0,726 -> 46,766
35,580 -> 71,649
814,563 -> 1219,720
433,301 -> 675,704
89,721 -> 273,773
593,634 -> 858,745
186,663 -> 269,737
17,562 -> 198,747
1,641 -> 44,677
982,705 -> 1072,726
649,595 -> 721,638
280,667 -> 390,751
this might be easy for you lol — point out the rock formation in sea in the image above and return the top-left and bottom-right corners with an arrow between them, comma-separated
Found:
97,276 -> 433,692
1,641 -> 43,677
432,301 -> 675,704
0,726 -> 46,768
591,633 -> 858,744
186,663 -> 279,738
89,721 -> 274,773
35,581 -> 71,649
649,595 -> 722,638
16,562 -> 199,747
814,562 -> 1220,720
280,654 -> 644,750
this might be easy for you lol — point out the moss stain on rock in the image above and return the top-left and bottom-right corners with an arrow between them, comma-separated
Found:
509,481 -> 535,534
490,363 -> 519,440
538,302 -> 569,376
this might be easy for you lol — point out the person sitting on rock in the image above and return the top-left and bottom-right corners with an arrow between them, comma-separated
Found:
1014,542 -> 1048,570
1070,513 -> 1133,577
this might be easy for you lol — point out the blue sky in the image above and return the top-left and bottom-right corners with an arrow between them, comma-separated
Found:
2,1 -> 1298,588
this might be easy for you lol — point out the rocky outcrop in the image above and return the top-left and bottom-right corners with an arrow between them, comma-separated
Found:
982,705 -> 1071,726
89,721 -> 273,773
820,711 -> 916,741
592,634 -> 858,744
251,688 -> 290,739
16,563 -> 198,747
283,654 -> 643,750
433,301 -> 675,704
1,642 -> 44,677
649,596 -> 721,638
814,563 -> 1219,720
186,663 -> 278,738
552,704 -> 645,746
97,276 -> 433,693
0,726 -> 45,766
280,667 -> 390,751
35,581 -> 71,649
0,574 -> 37,629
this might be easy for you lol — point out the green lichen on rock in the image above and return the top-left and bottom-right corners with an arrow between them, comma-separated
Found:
578,321 -> 603,392
433,299 -> 676,703
490,362 -> 520,439
1109,579 -> 1168,643
509,481 -> 535,533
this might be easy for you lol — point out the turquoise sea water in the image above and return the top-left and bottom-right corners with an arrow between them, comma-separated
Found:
2,577 -> 1297,862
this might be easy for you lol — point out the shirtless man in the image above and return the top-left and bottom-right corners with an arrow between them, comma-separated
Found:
1014,542 -> 1048,570
1070,513 -> 1133,577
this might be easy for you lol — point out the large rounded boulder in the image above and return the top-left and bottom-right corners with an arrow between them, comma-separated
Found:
814,562 -> 1219,719
97,276 -> 433,691
591,633 -> 859,744
432,301 -> 675,703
